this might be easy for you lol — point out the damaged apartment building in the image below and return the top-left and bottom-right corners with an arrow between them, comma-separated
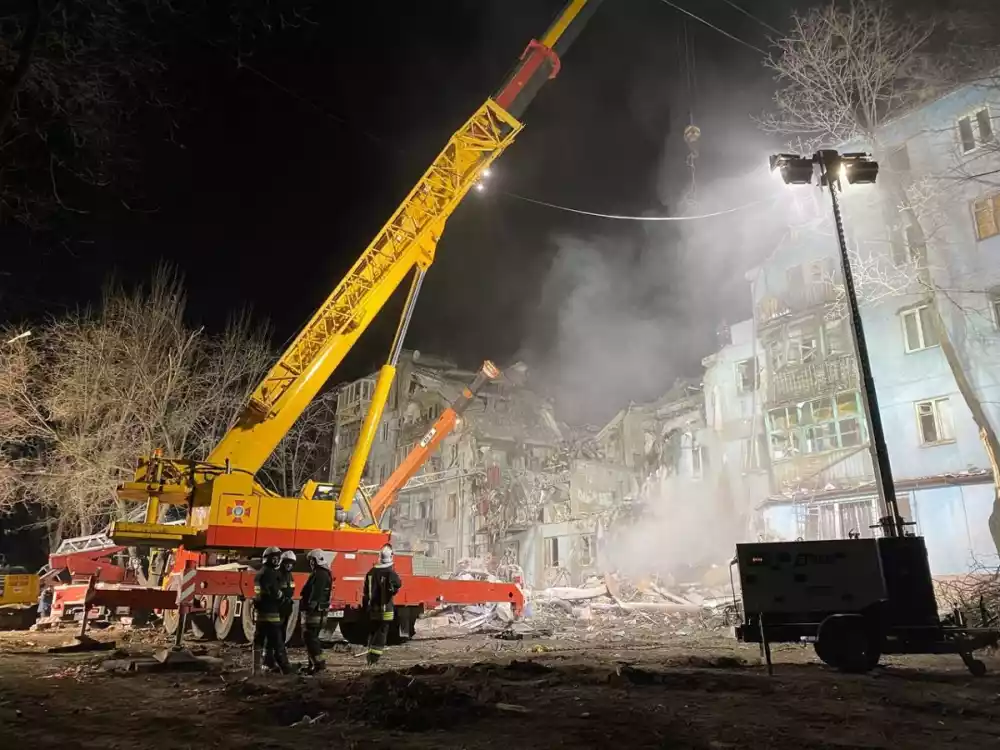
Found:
331,351 -> 629,588
330,349 -> 749,588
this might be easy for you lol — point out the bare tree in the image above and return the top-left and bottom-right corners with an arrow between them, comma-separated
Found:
762,0 -> 1000,553
0,266 -> 272,544
261,389 -> 336,498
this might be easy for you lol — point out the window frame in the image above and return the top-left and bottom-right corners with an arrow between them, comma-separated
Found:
735,356 -> 759,393
973,194 -> 1000,241
900,305 -> 940,353
766,391 -> 867,461
957,105 -> 995,154
914,396 -> 956,446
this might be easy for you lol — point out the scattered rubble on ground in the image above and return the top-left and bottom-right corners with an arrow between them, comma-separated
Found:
421,570 -> 738,643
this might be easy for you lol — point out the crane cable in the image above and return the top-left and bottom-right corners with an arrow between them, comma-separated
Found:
681,21 -> 700,210
503,192 -> 776,221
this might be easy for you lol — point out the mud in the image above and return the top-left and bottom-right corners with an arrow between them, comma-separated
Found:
1,627 -> 999,748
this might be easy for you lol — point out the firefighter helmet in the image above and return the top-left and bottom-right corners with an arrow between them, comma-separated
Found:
379,544 -> 394,565
262,546 -> 282,565
307,549 -> 329,568
280,550 -> 297,564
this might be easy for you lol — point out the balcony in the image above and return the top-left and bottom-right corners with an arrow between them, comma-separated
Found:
756,281 -> 839,327
767,355 -> 859,406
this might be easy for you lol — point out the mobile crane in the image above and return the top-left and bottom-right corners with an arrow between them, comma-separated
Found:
99,0 -> 604,645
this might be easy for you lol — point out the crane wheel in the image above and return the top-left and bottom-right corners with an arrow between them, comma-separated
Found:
239,597 -> 258,643
188,596 -> 217,641
215,595 -> 245,642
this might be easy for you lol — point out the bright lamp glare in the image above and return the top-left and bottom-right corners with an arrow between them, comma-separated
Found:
482,168 -> 492,178
475,182 -> 485,192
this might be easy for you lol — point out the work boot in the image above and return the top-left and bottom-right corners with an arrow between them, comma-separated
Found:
310,660 -> 326,674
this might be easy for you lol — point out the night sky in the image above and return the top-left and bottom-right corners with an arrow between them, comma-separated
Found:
1,0 -> 802,421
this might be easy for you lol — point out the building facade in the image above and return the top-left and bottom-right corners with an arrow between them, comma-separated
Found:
747,78 -> 1000,574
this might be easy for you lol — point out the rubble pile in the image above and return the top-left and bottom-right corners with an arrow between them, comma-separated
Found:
523,575 -> 737,641
422,571 -> 737,642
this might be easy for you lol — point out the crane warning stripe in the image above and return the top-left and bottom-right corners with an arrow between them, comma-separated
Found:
177,568 -> 198,605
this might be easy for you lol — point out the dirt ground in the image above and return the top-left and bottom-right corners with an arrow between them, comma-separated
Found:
1,624 -> 999,749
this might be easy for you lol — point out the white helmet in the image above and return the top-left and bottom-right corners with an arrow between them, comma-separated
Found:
279,550 -> 296,564
262,546 -> 281,559
307,549 -> 329,568
379,544 -> 394,565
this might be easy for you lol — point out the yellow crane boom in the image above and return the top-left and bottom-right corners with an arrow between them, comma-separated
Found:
111,0 -> 602,549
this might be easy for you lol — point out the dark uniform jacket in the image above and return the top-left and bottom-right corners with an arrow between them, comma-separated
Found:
300,566 -> 333,614
253,565 -> 283,620
278,568 -> 295,617
362,564 -> 402,620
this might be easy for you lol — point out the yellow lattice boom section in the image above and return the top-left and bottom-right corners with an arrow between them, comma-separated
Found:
202,100 -> 523,477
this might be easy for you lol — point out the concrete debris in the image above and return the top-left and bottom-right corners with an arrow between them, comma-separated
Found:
421,570 -> 736,642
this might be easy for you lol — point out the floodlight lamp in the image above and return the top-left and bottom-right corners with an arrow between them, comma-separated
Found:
844,158 -> 879,185
482,168 -> 492,178
769,153 -> 815,185
475,182 -> 486,192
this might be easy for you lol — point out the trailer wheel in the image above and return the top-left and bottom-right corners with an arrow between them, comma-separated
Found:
240,597 -> 257,643
284,600 -> 303,646
816,614 -> 881,674
215,596 -> 244,642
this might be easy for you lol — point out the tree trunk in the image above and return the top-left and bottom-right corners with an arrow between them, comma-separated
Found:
0,0 -> 42,139
928,302 -> 1000,555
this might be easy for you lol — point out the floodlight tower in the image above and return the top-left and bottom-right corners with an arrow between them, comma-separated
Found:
769,150 -> 906,538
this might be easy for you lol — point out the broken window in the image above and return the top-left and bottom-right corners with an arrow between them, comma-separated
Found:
545,537 -> 560,568
444,547 -> 455,569
766,338 -> 786,372
735,357 -> 759,392
447,493 -> 458,520
958,107 -> 994,153
901,305 -> 940,353
767,391 -> 866,461
786,322 -> 820,366
426,519 -> 437,537
916,397 -> 955,445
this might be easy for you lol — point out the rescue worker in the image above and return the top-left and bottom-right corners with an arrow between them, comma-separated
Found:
299,549 -> 333,674
362,543 -> 402,666
263,550 -> 297,670
253,546 -> 293,675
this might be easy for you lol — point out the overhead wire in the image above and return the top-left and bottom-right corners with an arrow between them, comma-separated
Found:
655,0 -> 767,57
504,192 -> 776,221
